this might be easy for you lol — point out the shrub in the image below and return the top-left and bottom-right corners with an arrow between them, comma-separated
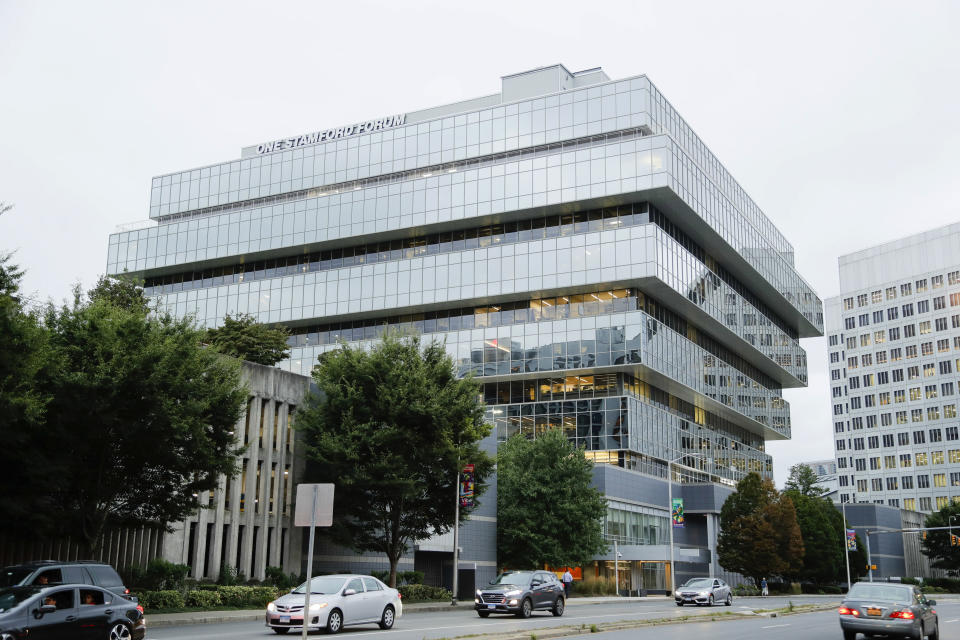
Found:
398,570 -> 424,585
397,584 -> 451,601
820,585 -> 843,594
733,583 -> 760,596
247,586 -> 281,607
139,558 -> 191,591
573,576 -> 617,596
138,590 -> 185,610
264,566 -> 301,590
214,585 -> 280,607
185,590 -> 223,608
218,564 -> 245,586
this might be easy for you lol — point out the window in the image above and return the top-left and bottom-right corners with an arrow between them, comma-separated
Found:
887,286 -> 898,299
901,283 -> 913,296
851,397 -> 862,409
906,345 -> 918,358
868,436 -> 879,449
892,368 -> 904,383
932,451 -> 944,465
910,387 -> 922,401
944,382 -> 956,396
852,417 -> 863,429
874,331 -> 885,344
947,426 -> 959,441
890,347 -> 902,360
873,310 -> 884,323
934,473 -> 947,487
918,300 -> 930,313
853,437 -> 865,450
882,434 -> 894,447
930,428 -> 943,442
928,406 -> 940,421
857,479 -> 868,491
896,411 -> 908,424
934,296 -> 946,310
838,457 -> 848,468
835,421 -> 846,433
858,294 -> 868,307
919,497 -> 932,511
870,457 -> 881,470
919,321 -> 932,334
877,370 -> 889,383
884,455 -> 897,469
902,475 -> 914,489
831,369 -> 841,380
916,279 -> 928,293
871,478 -> 883,491
952,293 -> 960,307
836,439 -> 846,451
844,297 -> 854,310
858,314 -> 869,327
903,303 -> 915,317
900,454 -> 912,467
923,363 -> 935,376
845,318 -> 856,330
938,338 -> 950,351
936,317 -> 948,332
908,365 -> 920,379
914,430 -> 926,444
855,458 -> 867,471
922,343 -> 934,357
847,337 -> 857,349
904,324 -> 916,338
877,353 -> 888,366
933,275 -> 944,289
872,290 -> 883,303
912,408 -> 924,422
849,377 -> 860,390
889,327 -> 901,341
829,335 -> 839,346
862,353 -> 873,366
830,352 -> 840,363
881,413 -> 892,426
879,392 -> 891,405
848,356 -> 858,369
887,307 -> 900,321
886,476 -> 898,490
917,474 -> 930,488
949,271 -> 960,286
947,404 -> 959,418
899,432 -> 911,446
904,497 -> 916,510
860,334 -> 871,347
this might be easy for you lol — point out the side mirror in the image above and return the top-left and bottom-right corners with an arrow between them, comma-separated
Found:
38,604 -> 56,616
343,588 -> 357,596
531,580 -> 541,586
928,599 -> 937,606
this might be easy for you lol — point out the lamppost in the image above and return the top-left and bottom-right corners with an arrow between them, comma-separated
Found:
950,514 -> 958,539
666,453 -> 706,598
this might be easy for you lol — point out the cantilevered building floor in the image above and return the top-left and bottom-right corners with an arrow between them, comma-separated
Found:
108,64 -> 822,594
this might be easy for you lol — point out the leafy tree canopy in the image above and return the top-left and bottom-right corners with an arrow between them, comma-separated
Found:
36,278 -> 247,551
718,473 -> 804,585
784,463 -> 826,497
205,313 -> 291,366
295,332 -> 494,587
921,502 -> 960,572
496,429 -> 608,569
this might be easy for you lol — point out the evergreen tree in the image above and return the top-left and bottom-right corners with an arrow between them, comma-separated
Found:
205,313 -> 291,366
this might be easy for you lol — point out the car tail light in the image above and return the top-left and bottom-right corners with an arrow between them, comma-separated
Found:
398,593 -> 402,599
124,588 -> 130,594
136,605 -> 144,614
838,607 -> 859,616
890,610 -> 915,619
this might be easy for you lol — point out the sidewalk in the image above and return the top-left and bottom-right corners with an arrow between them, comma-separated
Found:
147,595 -> 660,628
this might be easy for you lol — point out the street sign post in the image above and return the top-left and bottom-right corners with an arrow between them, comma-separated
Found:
295,483 -> 334,640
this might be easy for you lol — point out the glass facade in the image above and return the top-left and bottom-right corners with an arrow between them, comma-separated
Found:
107,66 -> 822,571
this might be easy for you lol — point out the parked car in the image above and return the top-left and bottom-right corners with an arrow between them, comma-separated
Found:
0,561 -> 132,599
265,574 -> 402,635
475,570 -> 565,618
838,581 -> 938,640
674,577 -> 732,606
0,583 -> 145,640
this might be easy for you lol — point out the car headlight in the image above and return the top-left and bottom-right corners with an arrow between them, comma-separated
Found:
505,589 -> 521,596
309,602 -> 329,612
267,602 -> 276,612
476,589 -> 482,597
699,591 -> 709,597
674,590 -> 681,597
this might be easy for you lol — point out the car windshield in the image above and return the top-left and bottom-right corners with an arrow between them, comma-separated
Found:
490,572 -> 534,585
0,568 -> 33,588
682,579 -> 714,588
847,584 -> 911,602
292,576 -> 347,595
0,587 -> 40,613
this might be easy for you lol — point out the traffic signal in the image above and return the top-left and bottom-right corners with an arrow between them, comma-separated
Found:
922,530 -> 928,541
951,534 -> 960,547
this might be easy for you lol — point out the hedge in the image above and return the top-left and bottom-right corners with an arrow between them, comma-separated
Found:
397,584 -> 451,600
138,590 -> 185,610
214,585 -> 280,607
185,590 -> 223,608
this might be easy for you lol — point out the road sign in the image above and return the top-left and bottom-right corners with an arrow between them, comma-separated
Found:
295,483 -> 334,527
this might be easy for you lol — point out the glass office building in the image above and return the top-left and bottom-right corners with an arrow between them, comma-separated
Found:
827,223 -> 960,512
108,64 -> 822,591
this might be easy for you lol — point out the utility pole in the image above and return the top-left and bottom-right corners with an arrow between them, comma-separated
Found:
865,531 -> 873,582
842,501 -> 851,591
614,539 -> 619,597
451,462 -> 460,606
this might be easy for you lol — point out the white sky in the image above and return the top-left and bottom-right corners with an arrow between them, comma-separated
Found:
2,0 -> 959,486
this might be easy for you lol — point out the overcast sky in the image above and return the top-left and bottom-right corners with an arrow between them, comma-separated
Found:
2,0 -> 958,486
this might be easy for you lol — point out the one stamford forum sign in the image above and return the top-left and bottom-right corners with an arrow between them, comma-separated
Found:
255,113 -> 407,155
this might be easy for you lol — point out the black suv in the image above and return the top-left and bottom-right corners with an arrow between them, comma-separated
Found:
0,562 -> 131,599
0,583 -> 145,640
475,570 -> 565,618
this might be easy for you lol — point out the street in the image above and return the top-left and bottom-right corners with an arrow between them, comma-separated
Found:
143,595 -> 921,640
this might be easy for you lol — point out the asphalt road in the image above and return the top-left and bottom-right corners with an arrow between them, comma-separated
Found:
147,595 -> 862,640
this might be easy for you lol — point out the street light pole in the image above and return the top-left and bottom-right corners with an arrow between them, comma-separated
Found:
666,453 -> 705,598
842,501 -> 851,592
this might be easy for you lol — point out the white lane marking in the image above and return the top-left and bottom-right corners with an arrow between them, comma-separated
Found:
761,623 -> 791,629
945,618 -> 959,623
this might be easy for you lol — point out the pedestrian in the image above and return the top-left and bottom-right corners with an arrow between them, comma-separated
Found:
760,577 -> 768,597
562,568 -> 574,598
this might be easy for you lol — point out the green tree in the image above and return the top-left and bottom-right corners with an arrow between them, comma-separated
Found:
295,332 -> 494,587
205,313 -> 290,366
921,502 -> 960,572
784,463 -> 825,497
39,277 -> 247,551
718,473 -> 804,585
0,253 -> 56,535
496,429 -> 608,569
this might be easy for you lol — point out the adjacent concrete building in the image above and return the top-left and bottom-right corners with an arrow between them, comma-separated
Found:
108,64 -> 823,594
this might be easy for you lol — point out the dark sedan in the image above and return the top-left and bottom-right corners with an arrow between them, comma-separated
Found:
838,581 -> 938,640
0,584 -> 145,640
475,570 -> 565,618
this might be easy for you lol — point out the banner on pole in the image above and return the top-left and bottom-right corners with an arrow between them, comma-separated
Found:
460,463 -> 475,508
846,529 -> 857,551
671,498 -> 685,528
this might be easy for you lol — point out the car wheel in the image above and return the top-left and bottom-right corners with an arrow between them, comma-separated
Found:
725,593 -> 732,606
272,629 -> 290,635
929,621 -> 940,640
517,598 -> 533,618
108,622 -> 132,640
676,601 -> 683,607
552,597 -> 565,617
477,611 -> 490,618
842,629 -> 856,640
708,594 -> 714,607
379,605 -> 395,630
326,609 -> 343,634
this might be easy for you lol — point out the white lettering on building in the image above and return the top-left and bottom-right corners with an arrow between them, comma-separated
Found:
256,114 -> 407,155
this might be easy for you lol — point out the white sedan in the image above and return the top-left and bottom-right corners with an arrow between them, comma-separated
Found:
265,574 -> 402,635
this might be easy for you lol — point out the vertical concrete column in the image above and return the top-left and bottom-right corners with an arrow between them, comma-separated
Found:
224,403 -> 248,574
269,403 -> 289,568
208,475 -> 227,580
706,513 -> 719,577
192,501 -> 209,578
239,395 -> 262,578
255,398 -> 276,580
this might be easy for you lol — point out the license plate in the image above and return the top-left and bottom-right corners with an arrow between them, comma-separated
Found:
487,604 -> 496,609
867,608 -> 881,616
280,616 -> 290,623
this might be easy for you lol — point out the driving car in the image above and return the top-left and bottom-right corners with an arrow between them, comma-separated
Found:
838,581 -> 938,640
0,583 -> 145,640
265,574 -> 402,635
0,561 -> 132,599
475,570 -> 565,618
674,577 -> 732,606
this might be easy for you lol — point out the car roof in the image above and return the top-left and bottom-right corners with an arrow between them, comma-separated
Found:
4,561 -> 112,569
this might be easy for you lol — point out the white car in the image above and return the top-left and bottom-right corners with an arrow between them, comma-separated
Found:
265,574 -> 402,635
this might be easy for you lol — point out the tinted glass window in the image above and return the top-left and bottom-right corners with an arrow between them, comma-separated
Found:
61,567 -> 85,584
43,589 -> 74,609
362,578 -> 382,591
34,569 -> 63,585
87,566 -> 122,586
0,587 -> 40,612
0,568 -> 33,588
848,584 -> 911,602
682,578 -> 713,588
346,578 -> 364,593
80,589 -> 106,606
491,572 -> 534,585
292,576 -> 346,594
